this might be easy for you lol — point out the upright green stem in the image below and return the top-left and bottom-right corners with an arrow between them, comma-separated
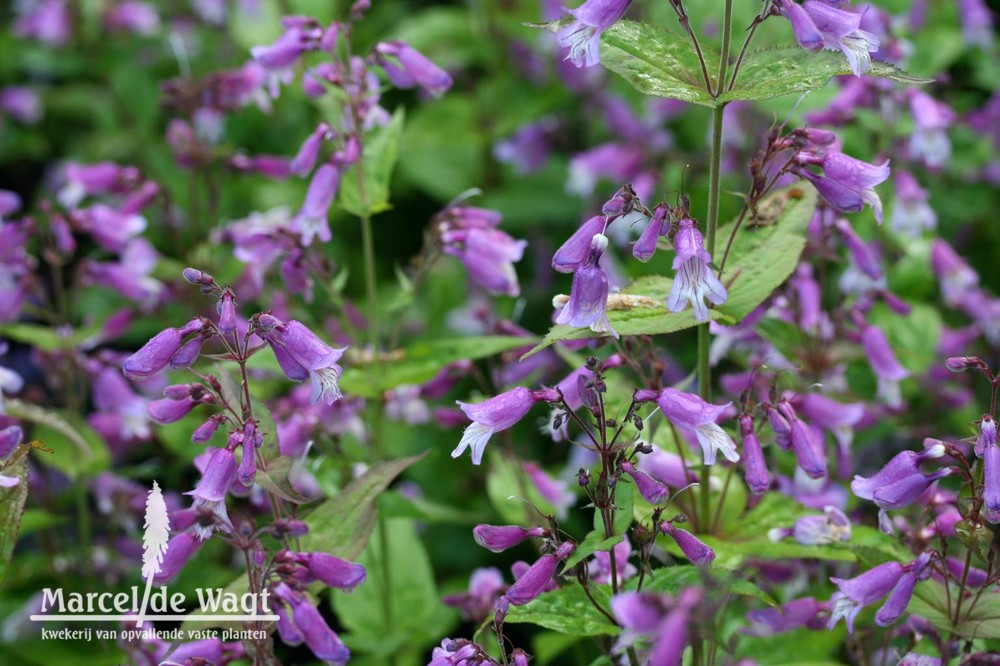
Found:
698,102 -> 728,534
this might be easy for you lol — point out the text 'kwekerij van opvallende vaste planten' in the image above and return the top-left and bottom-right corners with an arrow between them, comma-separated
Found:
1,0 -> 999,664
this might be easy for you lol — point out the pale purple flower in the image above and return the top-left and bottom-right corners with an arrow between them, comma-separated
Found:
957,0 -> 994,48
861,325 -> 909,408
930,239 -> 978,307
908,90 -> 955,168
473,524 -> 547,552
852,442 -> 952,533
779,0 -> 880,76
152,532 -> 204,584
291,163 -> 340,246
740,414 -> 771,495
621,461 -> 670,505
828,553 -> 930,632
555,0 -> 631,68
666,217 -> 727,322
634,388 -> 738,465
0,87 -> 42,124
800,153 -> 890,223
659,523 -> 715,566
14,0 -> 71,46
636,446 -> 700,489
555,233 -> 615,337
566,143 -> 643,196
552,215 -> 605,273
453,387 -> 560,464
768,506 -> 852,545
272,584 -> 350,665
253,314 -> 347,405
122,318 -> 206,380
442,227 -> 527,297
587,539 -> 636,586
611,588 -> 700,666
185,446 -> 237,539
889,170 -> 936,236
375,41 -> 452,97
746,597 -> 829,635
501,542 -> 574,606
633,203 -> 669,262
442,567 -> 507,622
494,118 -> 557,174
523,461 -> 576,518
104,1 -> 160,35
290,123 -> 334,177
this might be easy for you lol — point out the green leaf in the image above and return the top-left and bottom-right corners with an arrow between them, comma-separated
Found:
598,21 -> 715,106
0,323 -> 102,351
591,481 -> 634,537
341,336 -> 532,398
721,47 -> 932,104
378,490 -> 484,524
525,186 -> 816,356
301,452 -> 426,560
910,580 -> 1000,640
563,531 -> 623,570
0,456 -> 29,587
505,583 -> 619,636
5,400 -> 110,478
339,108 -> 405,217
255,456 -> 314,505
332,518 -> 457,657
487,454 -> 567,525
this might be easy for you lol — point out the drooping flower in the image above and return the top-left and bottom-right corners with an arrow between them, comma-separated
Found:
828,553 -> 930,632
555,0 -> 631,68
851,442 -> 952,533
799,152 -> 890,223
374,41 -> 452,97
930,239 -> 979,308
861,325 -> 909,408
453,387 -> 560,465
739,414 -> 771,494
907,90 -> 955,169
552,215 -> 605,272
611,588 -> 701,666
442,227 -> 527,297
252,314 -> 347,405
621,461 -> 670,505
778,0 -> 880,76
442,568 -> 507,623
554,233 -> 616,337
659,523 -> 715,566
291,163 -> 340,246
634,388 -> 739,465
122,319 -> 206,380
768,506 -> 852,545
500,542 -> 574,606
473,524 -> 547,553
889,171 -> 936,237
666,217 -> 727,322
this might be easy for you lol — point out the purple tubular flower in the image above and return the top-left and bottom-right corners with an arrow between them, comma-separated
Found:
828,560 -> 904,631
217,289 -> 238,334
305,553 -> 366,590
666,217 -> 727,322
930,239 -> 978,307
289,596 -> 350,665
801,0 -> 880,76
778,0 -> 823,50
908,90 -> 955,169
740,414 -> 771,495
442,567 -> 506,622
636,387 -> 738,465
122,319 -> 203,380
861,325 -> 909,408
292,163 -> 340,246
977,415 -> 997,457
746,597 -> 828,635
148,397 -> 198,424
621,461 -> 670,505
523,462 -> 575,519
790,506 -> 852,545
552,215 -> 605,272
985,439 -> 1000,512
170,335 -> 205,369
503,542 -> 574,606
778,401 -> 827,480
453,387 -> 560,464
153,532 -> 203,584
253,314 -> 347,405
851,443 -> 951,532
957,0 -> 994,48
191,415 -> 223,443
291,123 -> 333,177
555,233 -> 615,337
633,203 -> 669,262
473,525 -> 546,552
802,153 -> 890,223
612,588 -> 701,666
659,522 -> 715,565
185,446 -> 237,539
637,446 -> 699,489
375,41 -> 452,97
874,553 -> 930,627
555,0 -> 631,68
441,227 -> 527,297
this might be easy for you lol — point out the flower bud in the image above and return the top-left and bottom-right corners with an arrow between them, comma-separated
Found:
473,525 -> 546,553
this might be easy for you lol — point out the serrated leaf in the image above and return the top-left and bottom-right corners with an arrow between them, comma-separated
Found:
341,336 -> 531,398
0,456 -> 29,587
526,187 -> 816,356
301,452 -> 426,560
340,108 -> 405,217
721,47 -> 932,104
505,584 -> 619,636
598,21 -> 715,106
910,580 -> 1000,640
563,531 -> 623,570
